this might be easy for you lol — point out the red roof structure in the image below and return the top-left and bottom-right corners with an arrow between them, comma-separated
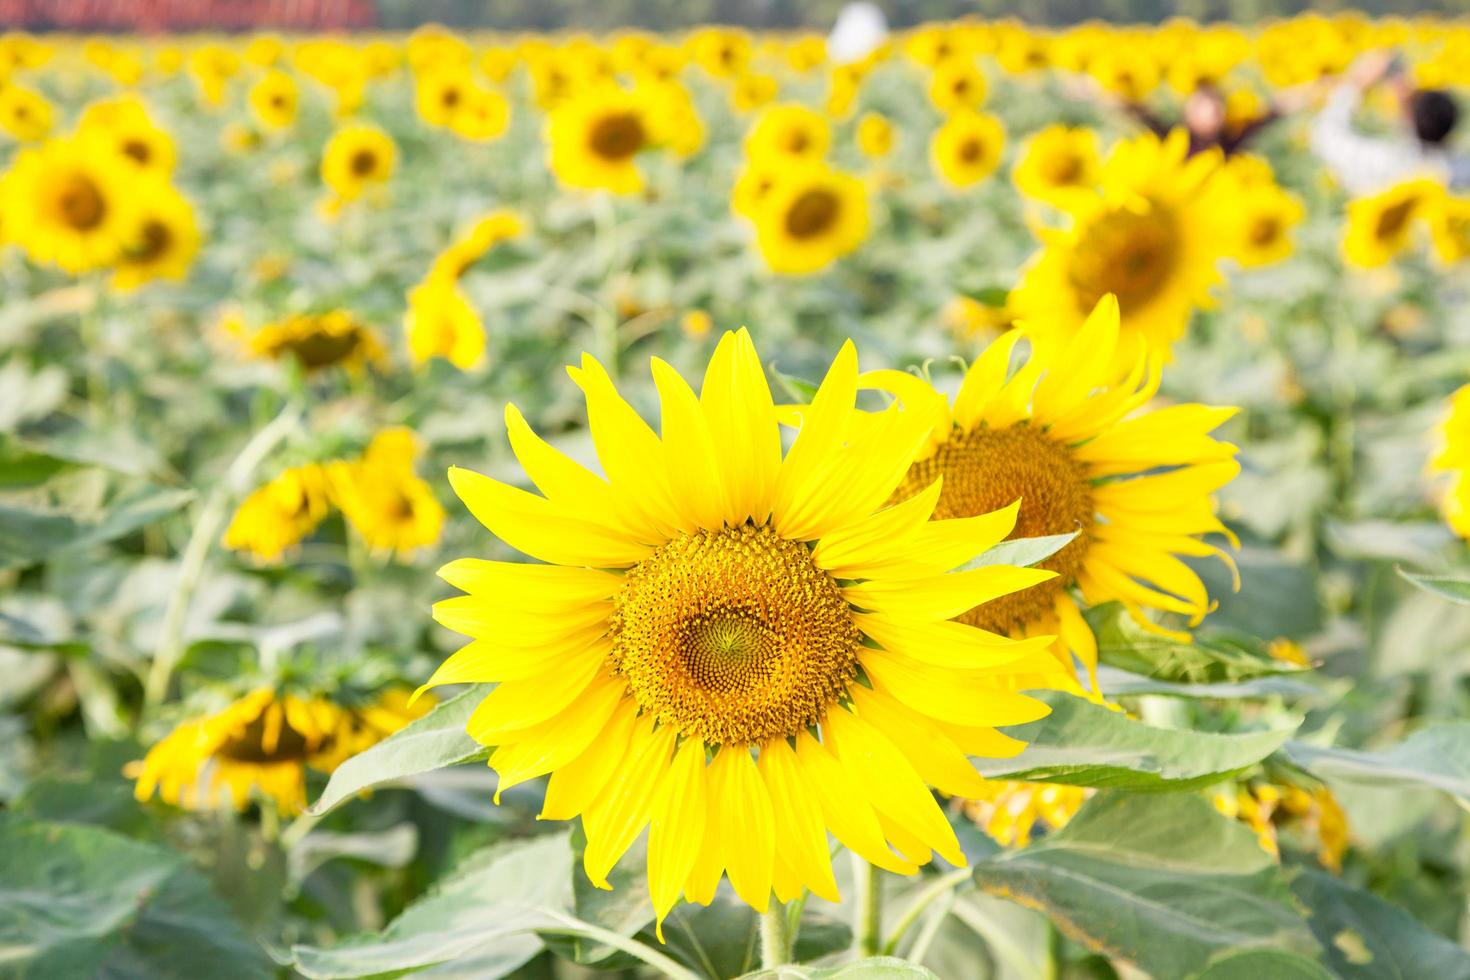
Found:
0,0 -> 378,31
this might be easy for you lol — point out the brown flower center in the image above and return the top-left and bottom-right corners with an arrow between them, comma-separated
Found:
1067,205 -> 1180,315
53,173 -> 106,231
784,188 -> 840,239
588,111 -> 646,162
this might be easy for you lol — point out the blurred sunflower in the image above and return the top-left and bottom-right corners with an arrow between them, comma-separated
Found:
129,687 -> 431,815
1426,194 -> 1470,265
330,428 -> 445,556
449,88 -> 511,143
874,295 -> 1239,684
749,161 -> 868,275
405,278 -> 486,370
546,86 -> 656,194
1012,124 -> 1098,207
744,103 -> 829,162
249,69 -> 299,131
242,310 -> 389,374
428,211 -> 522,281
2,137 -> 135,273
1342,178 -> 1439,268
223,463 -> 335,562
321,123 -> 396,204
856,112 -> 895,158
927,58 -> 988,113
1214,777 -> 1350,871
426,329 -> 1064,933
0,84 -> 53,142
415,68 -> 474,128
930,109 -> 1006,188
963,780 -> 1090,847
111,182 -> 200,292
1229,185 -> 1304,268
1430,384 -> 1470,540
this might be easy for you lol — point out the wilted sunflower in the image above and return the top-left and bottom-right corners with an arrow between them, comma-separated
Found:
321,123 -> 396,203
129,687 -> 431,815
1012,124 -> 1099,207
546,86 -> 657,195
1,137 -> 134,273
1011,130 -> 1225,360
243,310 -> 389,374
0,84 -> 53,142
405,279 -> 486,369
425,329 -> 1064,933
249,69 -> 299,130
1342,178 -> 1439,269
749,162 -> 868,275
873,295 -> 1239,684
930,109 -> 1006,189
330,428 -> 446,556
743,103 -> 830,162
111,182 -> 200,292
856,112 -> 895,158
223,463 -> 335,562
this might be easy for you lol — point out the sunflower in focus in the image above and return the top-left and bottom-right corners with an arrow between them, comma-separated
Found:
856,112 -> 894,158
0,84 -> 53,141
111,182 -> 200,292
744,103 -> 830,162
129,686 -> 431,815
1012,130 -> 1225,360
242,309 -> 389,374
927,58 -> 988,113
331,428 -> 445,556
426,329 -> 1066,932
931,109 -> 1006,189
1013,124 -> 1099,207
321,123 -> 396,205
1,137 -> 134,273
405,279 -> 486,370
1342,178 -> 1439,268
871,296 -> 1239,684
223,463 -> 335,562
546,86 -> 658,194
748,162 -> 868,275
963,780 -> 1091,847
249,69 -> 299,131
1430,384 -> 1470,540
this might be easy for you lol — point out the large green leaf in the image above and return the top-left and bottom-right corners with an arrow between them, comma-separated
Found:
1282,724 -> 1470,807
1190,950 -> 1334,979
0,814 -> 272,979
977,690 -> 1296,790
0,486 -> 194,570
291,831 -> 572,979
310,684 -> 492,815
971,792 -> 1319,978
1289,870 -> 1470,980
1089,602 -> 1310,685
1096,666 -> 1321,701
740,958 -> 941,979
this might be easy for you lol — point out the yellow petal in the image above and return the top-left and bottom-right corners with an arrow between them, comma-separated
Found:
648,738 -> 707,941
759,738 -> 840,903
793,730 -> 916,875
651,357 -> 729,531
583,718 -> 677,888
464,642 -> 608,742
487,672 -> 627,800
541,697 -> 638,820
701,329 -> 780,526
843,566 -> 1056,621
707,746 -> 775,911
849,685 -> 987,798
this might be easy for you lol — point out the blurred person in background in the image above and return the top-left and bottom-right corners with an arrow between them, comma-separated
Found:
1310,50 -> 1470,195
1077,78 -> 1298,158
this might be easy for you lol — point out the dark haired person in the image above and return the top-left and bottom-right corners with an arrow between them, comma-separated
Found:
1124,83 -> 1285,158
1310,50 -> 1470,195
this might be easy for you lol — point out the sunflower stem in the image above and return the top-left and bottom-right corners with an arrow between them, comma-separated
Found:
536,911 -> 700,980
882,868 -> 971,955
852,853 -> 882,957
760,900 -> 792,967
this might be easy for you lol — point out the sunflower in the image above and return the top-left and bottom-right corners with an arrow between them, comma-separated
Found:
731,162 -> 781,220
1011,130 -> 1225,360
930,109 -> 1006,189
415,68 -> 474,128
0,84 -> 52,142
321,123 -> 396,203
76,97 -> 177,177
546,86 -> 657,195
870,295 -> 1239,685
425,329 -> 1065,932
243,310 -> 389,374
1,137 -> 134,274
1227,185 -> 1304,268
963,780 -> 1090,847
1426,194 -> 1470,265
1213,776 -> 1350,872
405,279 -> 486,369
223,463 -> 335,562
748,161 -> 868,275
731,73 -> 779,114
1430,384 -> 1470,540
449,88 -> 511,143
927,58 -> 988,113
428,211 -> 522,282
1342,178 -> 1440,269
111,182 -> 200,292
744,104 -> 829,162
249,69 -> 299,131
1012,124 -> 1099,208
128,687 -> 431,815
856,112 -> 895,158
330,428 -> 445,556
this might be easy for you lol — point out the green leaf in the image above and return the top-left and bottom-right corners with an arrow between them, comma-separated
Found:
964,286 -> 1010,307
0,486 -> 194,571
769,364 -> 820,402
657,891 -> 851,979
310,684 -> 492,816
1289,869 -> 1470,980
1190,949 -> 1335,979
1397,568 -> 1470,606
549,824 -> 652,966
1096,666 -> 1321,701
0,814 -> 272,979
962,532 -> 1076,571
1089,602 -> 1310,685
740,958 -> 940,979
977,690 -> 1296,790
291,831 -> 572,979
972,791 -> 1318,978
0,435 -> 78,489
287,824 -> 420,890
1281,724 -> 1470,807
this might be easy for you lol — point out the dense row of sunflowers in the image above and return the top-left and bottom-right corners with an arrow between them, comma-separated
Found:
4,12 -> 1470,979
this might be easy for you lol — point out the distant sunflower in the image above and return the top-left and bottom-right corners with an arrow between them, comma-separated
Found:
1342,178 -> 1439,269
249,69 -> 299,130
321,123 -> 396,203
0,84 -> 53,142
731,162 -> 780,220
930,109 -> 1006,189
405,278 -> 486,369
111,183 -> 200,292
546,86 -> 656,195
244,310 -> 388,374
743,103 -> 830,162
425,329 -> 1064,934
129,687 -> 431,814
874,295 -> 1240,684
428,211 -> 521,282
223,463 -> 335,562
856,112 -> 895,158
415,69 -> 474,128
78,95 -> 176,176
330,428 -> 445,556
1426,194 -> 1470,266
963,780 -> 1090,847
1430,384 -> 1470,540
749,161 -> 868,275
927,57 -> 988,113
2,137 -> 134,273
1228,185 -> 1304,268
1012,124 -> 1099,207
449,88 -> 511,143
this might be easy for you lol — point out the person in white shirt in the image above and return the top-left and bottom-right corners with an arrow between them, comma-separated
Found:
1310,50 -> 1470,196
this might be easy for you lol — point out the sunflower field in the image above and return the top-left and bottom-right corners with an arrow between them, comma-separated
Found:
3,13 -> 1470,980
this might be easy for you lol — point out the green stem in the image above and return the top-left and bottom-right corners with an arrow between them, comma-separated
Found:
141,404 -> 301,715
760,900 -> 792,968
852,852 -> 882,957
536,910 -> 701,980
883,868 -> 970,955
905,888 -> 956,966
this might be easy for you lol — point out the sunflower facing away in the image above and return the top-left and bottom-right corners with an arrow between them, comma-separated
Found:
425,329 -> 1067,934
223,463 -> 335,562
868,295 -> 1240,684
241,309 -> 389,374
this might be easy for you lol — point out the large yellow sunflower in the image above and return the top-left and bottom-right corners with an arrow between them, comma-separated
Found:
1,137 -> 135,274
1011,130 -> 1225,361
425,329 -> 1065,933
748,162 -> 868,275
869,295 -> 1239,685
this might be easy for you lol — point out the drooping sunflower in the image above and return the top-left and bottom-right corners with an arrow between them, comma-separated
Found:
870,295 -> 1239,684
931,109 -> 1006,189
1012,124 -> 1099,208
1429,384 -> 1470,540
330,428 -> 446,556
1,137 -> 135,274
1342,178 -> 1440,269
223,463 -> 335,562
424,329 -> 1065,933
546,86 -> 657,195
129,687 -> 431,815
405,278 -> 486,370
242,310 -> 389,374
743,103 -> 830,163
748,161 -> 868,275
0,84 -> 53,142
111,182 -> 200,292
1011,130 -> 1225,360
927,57 -> 988,113
321,123 -> 396,203
428,211 -> 522,282
856,112 -> 895,159
249,69 -> 299,131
